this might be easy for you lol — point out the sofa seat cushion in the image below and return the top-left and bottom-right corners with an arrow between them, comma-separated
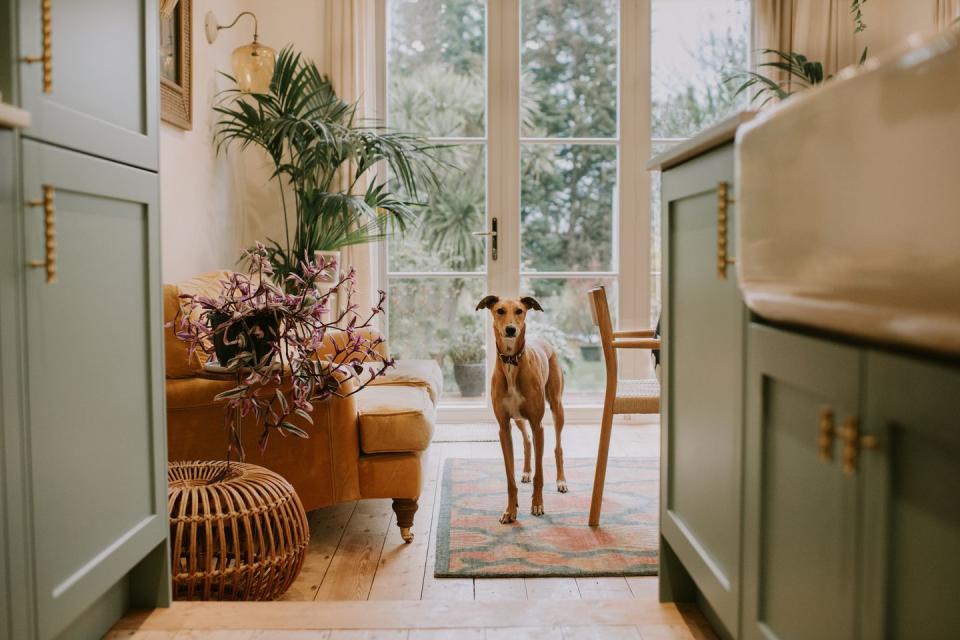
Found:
357,385 -> 435,454
367,359 -> 443,406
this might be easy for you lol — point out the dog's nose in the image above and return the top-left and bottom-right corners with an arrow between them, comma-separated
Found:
505,325 -> 517,337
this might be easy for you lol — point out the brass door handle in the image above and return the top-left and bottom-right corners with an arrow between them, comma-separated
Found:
26,185 -> 57,283
717,182 -> 736,279
20,0 -> 52,93
471,216 -> 498,260
838,417 -> 879,476
818,407 -> 835,462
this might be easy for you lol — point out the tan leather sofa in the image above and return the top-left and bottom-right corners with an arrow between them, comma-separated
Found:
163,272 -> 441,542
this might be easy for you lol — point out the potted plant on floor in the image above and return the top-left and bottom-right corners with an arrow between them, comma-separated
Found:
214,47 -> 441,283
167,244 -> 393,601
448,330 -> 485,398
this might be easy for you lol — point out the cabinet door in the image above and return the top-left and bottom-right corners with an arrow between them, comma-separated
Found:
20,140 -> 167,639
742,324 -> 861,640
660,143 -> 744,635
860,352 -> 960,640
18,0 -> 158,170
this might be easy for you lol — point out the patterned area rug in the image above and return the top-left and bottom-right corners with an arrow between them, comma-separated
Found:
435,457 -> 658,578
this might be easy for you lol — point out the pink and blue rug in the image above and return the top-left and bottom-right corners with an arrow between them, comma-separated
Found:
435,457 -> 659,578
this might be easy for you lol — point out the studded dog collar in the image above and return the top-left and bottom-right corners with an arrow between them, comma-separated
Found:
497,348 -> 525,366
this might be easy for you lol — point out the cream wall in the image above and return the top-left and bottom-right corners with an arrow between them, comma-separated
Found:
160,0 -> 325,282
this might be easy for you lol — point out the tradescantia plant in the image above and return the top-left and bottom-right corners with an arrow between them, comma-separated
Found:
173,244 -> 394,462
214,46 -> 441,283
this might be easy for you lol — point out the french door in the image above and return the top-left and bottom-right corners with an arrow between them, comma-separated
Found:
384,0 -> 651,418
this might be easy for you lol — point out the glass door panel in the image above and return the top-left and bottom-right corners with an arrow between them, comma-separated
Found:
387,0 -> 488,406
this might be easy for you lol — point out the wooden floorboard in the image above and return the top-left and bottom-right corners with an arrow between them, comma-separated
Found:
110,422 -> 716,639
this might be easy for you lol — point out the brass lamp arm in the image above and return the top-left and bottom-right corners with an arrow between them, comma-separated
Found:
205,11 -> 261,44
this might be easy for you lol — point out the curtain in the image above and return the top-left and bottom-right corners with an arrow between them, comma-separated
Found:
753,0 -> 860,92
321,0 -> 382,317
939,0 -> 960,28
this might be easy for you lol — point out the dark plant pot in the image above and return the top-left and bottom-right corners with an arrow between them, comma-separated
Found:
453,362 -> 485,397
580,344 -> 601,362
209,311 -> 279,367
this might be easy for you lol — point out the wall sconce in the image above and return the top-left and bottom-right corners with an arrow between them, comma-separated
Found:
204,11 -> 276,94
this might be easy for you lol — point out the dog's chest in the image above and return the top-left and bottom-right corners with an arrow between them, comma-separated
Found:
502,367 -> 525,418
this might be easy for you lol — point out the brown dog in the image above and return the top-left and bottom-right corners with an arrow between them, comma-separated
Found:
476,295 -> 566,524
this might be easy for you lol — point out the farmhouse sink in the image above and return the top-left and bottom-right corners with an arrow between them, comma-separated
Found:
736,29 -> 960,357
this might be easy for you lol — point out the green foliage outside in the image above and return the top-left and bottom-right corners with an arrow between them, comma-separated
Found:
386,0 -> 748,398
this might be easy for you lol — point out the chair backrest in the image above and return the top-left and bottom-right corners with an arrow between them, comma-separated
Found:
588,286 -> 617,379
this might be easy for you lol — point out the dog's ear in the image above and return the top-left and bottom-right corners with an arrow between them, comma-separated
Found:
520,296 -> 544,312
476,295 -> 499,311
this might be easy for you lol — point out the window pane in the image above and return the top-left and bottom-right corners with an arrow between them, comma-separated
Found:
649,140 -> 676,327
521,277 -> 617,404
388,0 -> 486,137
389,145 -> 486,273
652,0 -> 750,138
388,276 -> 486,402
521,0 -> 618,138
521,144 -> 616,272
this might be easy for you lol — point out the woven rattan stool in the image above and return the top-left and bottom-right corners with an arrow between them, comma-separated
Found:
168,460 -> 309,600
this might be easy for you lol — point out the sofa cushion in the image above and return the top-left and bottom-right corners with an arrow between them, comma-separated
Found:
163,271 -> 233,378
367,359 -> 443,406
357,385 -> 435,454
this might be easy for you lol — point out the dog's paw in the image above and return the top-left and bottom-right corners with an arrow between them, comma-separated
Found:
557,481 -> 568,493
531,503 -> 545,516
500,510 -> 517,524
521,471 -> 532,483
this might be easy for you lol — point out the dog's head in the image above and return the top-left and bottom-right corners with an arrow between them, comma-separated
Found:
475,295 -> 544,340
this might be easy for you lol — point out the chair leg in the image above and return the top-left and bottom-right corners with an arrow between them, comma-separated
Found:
589,405 -> 616,526
392,498 -> 418,543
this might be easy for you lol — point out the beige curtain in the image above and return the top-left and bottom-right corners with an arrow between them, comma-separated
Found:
939,0 -> 960,28
321,0 -> 382,317
753,0 -> 860,91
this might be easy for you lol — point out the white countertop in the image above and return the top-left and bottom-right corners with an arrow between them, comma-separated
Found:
0,103 -> 31,130
647,112 -> 755,171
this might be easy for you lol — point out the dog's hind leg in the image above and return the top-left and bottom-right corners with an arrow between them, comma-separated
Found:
546,354 -> 567,493
530,420 -> 546,516
515,419 -> 533,483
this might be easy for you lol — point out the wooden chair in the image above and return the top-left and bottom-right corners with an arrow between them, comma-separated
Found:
587,286 -> 661,526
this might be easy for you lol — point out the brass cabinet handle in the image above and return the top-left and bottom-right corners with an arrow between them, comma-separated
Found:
20,0 -> 53,93
838,417 -> 879,476
717,182 -> 736,279
818,407 -> 835,462
26,186 -> 57,283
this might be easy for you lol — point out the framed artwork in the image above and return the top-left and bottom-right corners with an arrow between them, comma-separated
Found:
160,0 -> 192,130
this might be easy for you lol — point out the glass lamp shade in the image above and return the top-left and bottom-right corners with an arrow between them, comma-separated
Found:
231,40 -> 276,94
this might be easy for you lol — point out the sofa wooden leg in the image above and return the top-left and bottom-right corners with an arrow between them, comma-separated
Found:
392,498 -> 418,543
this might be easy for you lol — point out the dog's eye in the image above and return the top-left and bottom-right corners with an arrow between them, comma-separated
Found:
514,309 -> 523,315
496,308 -> 505,315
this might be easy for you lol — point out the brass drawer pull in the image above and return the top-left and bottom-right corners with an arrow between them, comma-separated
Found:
818,407 -> 835,462
717,182 -> 736,279
20,0 -> 53,93
26,186 -> 57,283
838,417 -> 879,476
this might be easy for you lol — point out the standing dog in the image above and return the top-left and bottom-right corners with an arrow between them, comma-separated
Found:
476,295 -> 566,524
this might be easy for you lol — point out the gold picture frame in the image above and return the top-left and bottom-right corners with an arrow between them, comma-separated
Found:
160,0 -> 192,130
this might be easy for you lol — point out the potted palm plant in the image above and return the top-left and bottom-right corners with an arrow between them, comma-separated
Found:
214,47 -> 440,283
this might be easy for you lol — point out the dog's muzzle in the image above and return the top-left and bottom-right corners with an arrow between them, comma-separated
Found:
504,325 -> 517,337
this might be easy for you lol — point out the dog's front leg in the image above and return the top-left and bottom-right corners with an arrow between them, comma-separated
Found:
497,419 -> 519,524
530,421 -> 545,516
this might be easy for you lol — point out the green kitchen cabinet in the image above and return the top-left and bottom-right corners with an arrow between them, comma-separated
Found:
742,324 -> 861,640
17,0 -> 158,170
860,351 -> 960,640
1,139 -> 169,640
659,141 -> 745,638
742,324 -> 960,640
